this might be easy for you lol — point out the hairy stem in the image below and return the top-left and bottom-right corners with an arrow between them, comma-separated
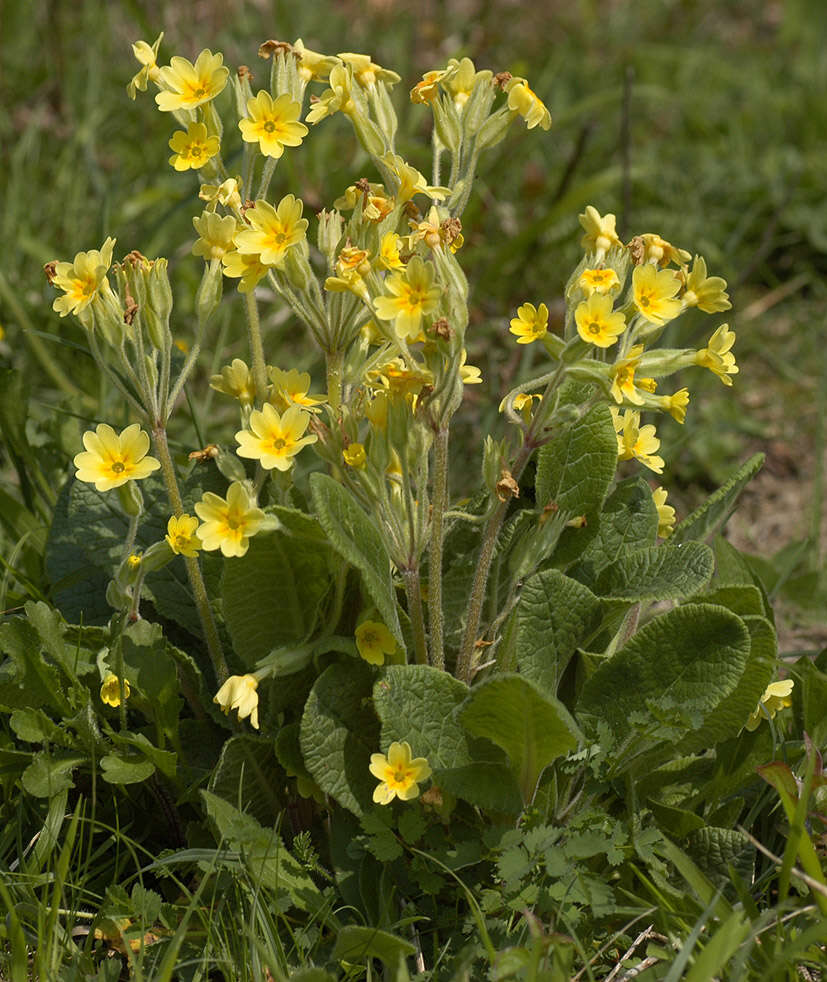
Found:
243,291 -> 268,405
428,426 -> 449,671
402,567 -> 429,666
325,347 -> 344,414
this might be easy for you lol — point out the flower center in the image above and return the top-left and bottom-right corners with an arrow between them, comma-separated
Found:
639,293 -> 651,307
111,460 -> 125,474
588,322 -> 601,335
272,438 -> 286,451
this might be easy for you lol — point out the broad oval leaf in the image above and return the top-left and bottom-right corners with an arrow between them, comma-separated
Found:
595,541 -> 714,602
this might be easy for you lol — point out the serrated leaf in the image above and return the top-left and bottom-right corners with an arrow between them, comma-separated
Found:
208,734 -> 284,826
516,569 -> 603,696
460,674 -> 581,804
398,806 -> 427,844
310,473 -> 403,646
21,751 -> 85,797
222,530 -> 331,667
331,925 -> 415,966
535,401 -> 617,513
595,541 -> 714,601
672,453 -> 764,544
300,661 -> 379,816
100,753 -> 156,785
372,665 -> 471,769
10,708 -> 62,744
578,604 -> 751,746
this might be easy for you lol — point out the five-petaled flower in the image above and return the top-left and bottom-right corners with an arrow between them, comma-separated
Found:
575,294 -> 626,348
195,481 -> 265,558
614,410 -> 664,474
155,49 -> 229,112
165,514 -> 201,557
214,674 -> 260,729
744,679 -> 794,732
343,443 -> 367,469
506,76 -> 551,130
610,345 -> 646,405
101,673 -> 130,707
374,256 -> 441,341
509,301 -> 548,344
579,267 -> 620,295
370,741 -> 431,804
355,621 -> 396,665
696,324 -> 738,385
579,206 -> 622,260
235,195 -> 308,267
235,404 -> 317,471
73,423 -> 160,492
168,122 -> 220,172
239,91 -> 308,158
632,263 -> 682,326
127,32 -> 163,100
51,238 -> 116,318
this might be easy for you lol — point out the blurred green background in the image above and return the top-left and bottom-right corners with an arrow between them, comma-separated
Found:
1,0 -> 826,646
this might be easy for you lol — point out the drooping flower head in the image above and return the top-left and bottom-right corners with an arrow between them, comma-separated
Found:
235,195 -> 308,267
192,211 -> 237,260
374,256 -> 441,342
632,263 -> 682,326
214,674 -> 260,728
155,49 -> 229,112
168,122 -> 220,172
355,621 -> 396,665
101,674 -> 131,707
305,64 -> 356,123
681,255 -> 731,313
338,52 -> 401,89
509,302 -> 548,344
381,152 -> 447,204
195,481 -> 265,557
73,423 -> 160,492
369,741 -> 431,804
614,410 -> 664,474
652,487 -> 676,538
210,358 -> 257,406
269,367 -> 325,413
610,345 -> 646,405
235,404 -> 318,471
127,32 -> 163,99
165,514 -> 201,557
744,679 -> 794,732
696,324 -> 738,385
575,294 -> 626,348
292,38 -> 341,83
200,177 -> 242,212
444,57 -> 492,110
410,66 -> 456,104
578,206 -> 622,260
505,76 -> 551,130
51,238 -> 116,318
239,91 -> 308,158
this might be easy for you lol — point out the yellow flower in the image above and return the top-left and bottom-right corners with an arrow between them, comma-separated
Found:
338,52 -> 400,89
127,553 -> 142,568
509,302 -> 548,344
155,49 -> 229,112
73,423 -> 160,492
235,404 -> 317,471
200,177 -> 242,211
239,91 -> 308,159
445,57 -> 491,110
101,673 -> 130,707
268,367 -> 325,413
682,256 -> 731,313
324,270 -> 370,302
651,387 -> 690,424
374,256 -> 441,341
221,250 -> 269,293
614,410 -> 664,473
578,206 -> 622,259
410,67 -> 455,104
355,620 -> 396,665
195,481 -> 265,558
503,391 -> 542,421
575,294 -> 626,348
334,182 -> 393,222
744,679 -> 794,732
165,514 -> 201,557
293,38 -> 340,83
610,345 -> 646,405
336,245 -> 371,277
51,238 -> 116,317
632,263 -> 682,326
192,211 -> 237,260
168,122 -> 220,172
652,487 -> 675,538
214,674 -> 260,729
381,152 -> 447,204
506,76 -> 551,130
343,443 -> 367,469
579,267 -> 620,295
696,324 -> 738,385
639,233 -> 691,267
127,32 -> 163,100
235,195 -> 308,267
306,64 -> 356,123
210,358 -> 257,406
378,232 -> 405,271
370,741 -> 431,804
367,359 -> 433,400
459,349 -> 483,385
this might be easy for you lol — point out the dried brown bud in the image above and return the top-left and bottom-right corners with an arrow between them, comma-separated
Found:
496,469 -> 520,502
43,261 -> 58,285
566,515 -> 588,528
124,249 -> 149,268
403,201 -> 422,222
430,317 -> 452,341
188,443 -> 220,462
539,501 -> 559,525
440,216 -> 462,246
420,785 -> 443,809
355,177 -> 371,193
494,71 -> 513,90
258,40 -> 293,60
237,65 -> 253,82
123,298 -> 138,326
627,236 -> 645,266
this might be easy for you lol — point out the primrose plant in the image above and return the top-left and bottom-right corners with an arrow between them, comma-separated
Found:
36,34 -> 796,847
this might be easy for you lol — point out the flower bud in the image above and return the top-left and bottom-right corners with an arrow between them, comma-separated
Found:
283,243 -> 312,291
371,83 -> 398,145
482,434 -> 507,497
317,209 -> 345,264
196,259 -> 223,330
91,278 -> 127,347
144,257 -> 173,350
462,73 -> 496,136
431,97 -> 462,153
350,110 -> 386,158
116,479 -> 144,517
475,106 -> 514,151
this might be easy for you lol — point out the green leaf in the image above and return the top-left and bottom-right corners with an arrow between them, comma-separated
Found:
100,753 -> 156,785
595,541 -> 714,602
331,925 -> 415,967
672,453 -> 764,544
694,584 -> 766,618
516,569 -> 603,696
121,620 -> 181,745
372,665 -> 471,769
648,798 -> 706,838
310,473 -> 403,646
222,530 -> 331,666
300,661 -> 379,816
21,751 -> 85,797
569,476 -> 659,585
535,401 -> 617,514
9,708 -> 62,744
436,762 -> 524,814
459,674 -> 581,804
578,604 -> 751,745
0,616 -> 69,714
208,734 -> 284,826
685,827 -> 755,892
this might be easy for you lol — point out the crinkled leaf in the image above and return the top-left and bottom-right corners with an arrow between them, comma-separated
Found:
672,453 -> 764,544
685,827 -> 755,891
310,473 -> 403,646
516,569 -> 603,697
0,615 -> 69,714
208,734 -> 284,826
595,541 -> 714,602
460,674 -> 581,804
